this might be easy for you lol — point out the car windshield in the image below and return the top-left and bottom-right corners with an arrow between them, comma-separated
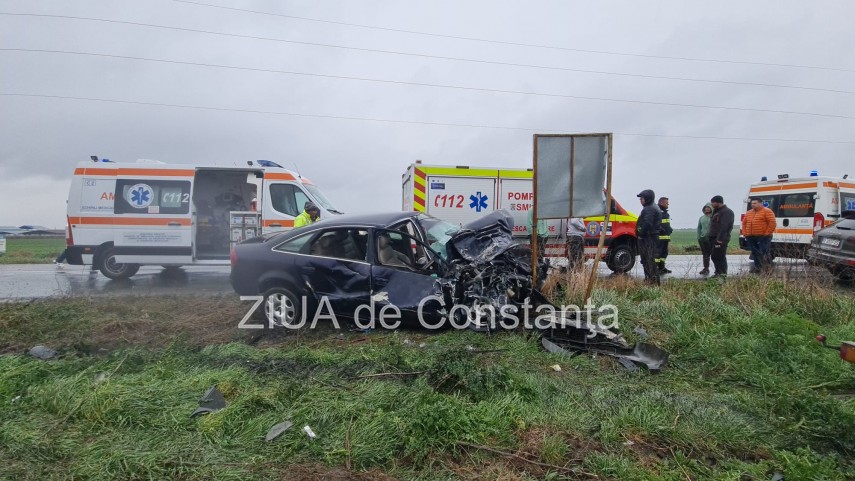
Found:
304,184 -> 342,214
834,219 -> 855,230
417,214 -> 459,260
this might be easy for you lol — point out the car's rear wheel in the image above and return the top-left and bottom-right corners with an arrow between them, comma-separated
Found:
97,247 -> 140,280
606,242 -> 635,273
259,287 -> 304,328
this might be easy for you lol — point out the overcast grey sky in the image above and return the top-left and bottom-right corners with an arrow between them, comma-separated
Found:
1,0 -> 853,228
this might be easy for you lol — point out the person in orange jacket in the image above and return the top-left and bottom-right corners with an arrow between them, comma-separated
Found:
743,197 -> 777,273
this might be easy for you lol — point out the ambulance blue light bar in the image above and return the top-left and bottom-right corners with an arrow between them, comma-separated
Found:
257,160 -> 283,168
810,170 -> 818,177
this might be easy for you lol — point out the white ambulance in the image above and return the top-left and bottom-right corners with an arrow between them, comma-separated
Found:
739,171 -> 855,258
65,158 -> 341,279
401,162 -> 640,272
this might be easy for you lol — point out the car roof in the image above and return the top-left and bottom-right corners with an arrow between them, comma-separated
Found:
265,212 -> 423,243
313,211 -> 421,228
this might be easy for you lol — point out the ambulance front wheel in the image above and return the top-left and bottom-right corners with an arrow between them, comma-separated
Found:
97,247 -> 140,280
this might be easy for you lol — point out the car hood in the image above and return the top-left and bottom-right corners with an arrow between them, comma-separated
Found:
446,210 -> 518,263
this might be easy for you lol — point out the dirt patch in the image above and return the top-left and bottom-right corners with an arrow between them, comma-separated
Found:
621,433 -> 771,469
89,296 -> 250,349
517,426 -> 602,464
0,295 -> 255,353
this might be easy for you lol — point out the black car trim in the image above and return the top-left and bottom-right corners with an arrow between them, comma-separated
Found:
272,230 -> 317,253
271,250 -> 372,265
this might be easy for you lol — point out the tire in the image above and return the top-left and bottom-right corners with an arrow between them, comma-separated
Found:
97,247 -> 140,280
606,242 -> 635,273
258,287 -> 304,329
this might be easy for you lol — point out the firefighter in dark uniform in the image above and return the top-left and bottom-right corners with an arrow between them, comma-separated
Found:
636,190 -> 662,284
656,197 -> 673,274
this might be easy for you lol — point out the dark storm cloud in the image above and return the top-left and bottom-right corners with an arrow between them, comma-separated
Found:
0,0 -> 853,227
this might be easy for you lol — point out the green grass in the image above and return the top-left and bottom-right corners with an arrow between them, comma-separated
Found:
0,237 -> 66,264
1,279 -> 854,480
670,228 -> 743,255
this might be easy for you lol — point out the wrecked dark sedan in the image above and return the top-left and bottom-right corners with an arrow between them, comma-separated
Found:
230,210 -> 542,327
231,210 -> 668,370
807,210 -> 855,282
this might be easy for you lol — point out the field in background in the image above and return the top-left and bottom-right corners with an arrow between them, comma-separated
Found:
670,227 -> 743,255
0,237 -> 65,264
0,229 -> 744,264
1,277 -> 853,480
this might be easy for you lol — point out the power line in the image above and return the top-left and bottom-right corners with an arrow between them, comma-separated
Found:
2,92 -> 853,145
3,48 -> 853,122
1,12 -> 852,98
172,0 -> 855,74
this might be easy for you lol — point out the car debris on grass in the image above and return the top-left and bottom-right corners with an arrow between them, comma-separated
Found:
190,385 -> 227,418
235,210 -> 670,371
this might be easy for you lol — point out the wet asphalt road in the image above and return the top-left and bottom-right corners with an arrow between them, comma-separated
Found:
0,255 -> 842,301
0,264 -> 234,301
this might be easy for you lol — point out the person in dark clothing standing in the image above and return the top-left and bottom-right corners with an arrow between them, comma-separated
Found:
656,197 -> 672,274
636,189 -> 662,284
707,195 -> 735,278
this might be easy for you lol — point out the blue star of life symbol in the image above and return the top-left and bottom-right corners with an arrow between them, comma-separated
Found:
127,183 -> 153,208
469,191 -> 488,212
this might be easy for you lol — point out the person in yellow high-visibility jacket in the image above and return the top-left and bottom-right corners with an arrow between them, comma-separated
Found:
294,203 -> 320,228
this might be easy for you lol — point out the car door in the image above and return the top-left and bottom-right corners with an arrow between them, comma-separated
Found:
298,228 -> 372,320
263,176 -> 311,234
777,192 -> 815,252
112,167 -> 195,265
369,228 -> 447,326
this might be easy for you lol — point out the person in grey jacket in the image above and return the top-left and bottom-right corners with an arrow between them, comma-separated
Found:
708,195 -> 735,278
636,189 -> 662,284
696,203 -> 713,275
566,217 -> 586,269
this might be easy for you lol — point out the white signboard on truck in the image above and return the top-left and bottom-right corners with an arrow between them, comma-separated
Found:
497,178 -> 561,237
425,175 -> 497,228
401,164 -> 563,253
